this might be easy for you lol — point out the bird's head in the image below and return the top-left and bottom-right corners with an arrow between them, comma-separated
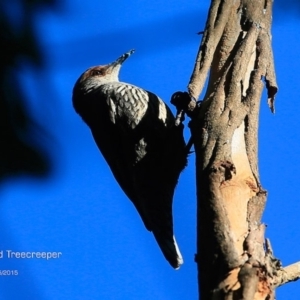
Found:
73,49 -> 135,95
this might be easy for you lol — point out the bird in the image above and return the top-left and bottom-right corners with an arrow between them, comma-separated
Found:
72,50 -> 187,269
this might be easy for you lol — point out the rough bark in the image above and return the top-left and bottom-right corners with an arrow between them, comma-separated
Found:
183,0 -> 300,299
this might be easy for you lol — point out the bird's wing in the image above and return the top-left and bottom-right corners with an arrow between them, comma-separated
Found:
90,124 -> 153,231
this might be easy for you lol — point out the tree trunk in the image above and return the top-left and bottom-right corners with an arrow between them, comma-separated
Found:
182,0 -> 300,299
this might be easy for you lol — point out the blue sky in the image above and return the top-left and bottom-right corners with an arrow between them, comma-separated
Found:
1,0 -> 300,299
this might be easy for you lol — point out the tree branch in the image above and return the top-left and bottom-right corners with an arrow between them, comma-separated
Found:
274,262 -> 300,287
188,0 -> 236,100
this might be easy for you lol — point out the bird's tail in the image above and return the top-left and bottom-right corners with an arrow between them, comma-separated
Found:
153,231 -> 183,269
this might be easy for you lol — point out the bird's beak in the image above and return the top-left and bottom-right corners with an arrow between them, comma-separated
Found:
109,49 -> 134,69
111,49 -> 135,67
106,49 -> 135,79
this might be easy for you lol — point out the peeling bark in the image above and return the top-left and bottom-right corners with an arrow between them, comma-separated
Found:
183,0 -> 300,298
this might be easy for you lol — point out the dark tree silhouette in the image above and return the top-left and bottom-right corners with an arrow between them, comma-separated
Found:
0,0 -> 58,180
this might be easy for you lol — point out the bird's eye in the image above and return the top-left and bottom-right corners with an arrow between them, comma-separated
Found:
91,69 -> 104,76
